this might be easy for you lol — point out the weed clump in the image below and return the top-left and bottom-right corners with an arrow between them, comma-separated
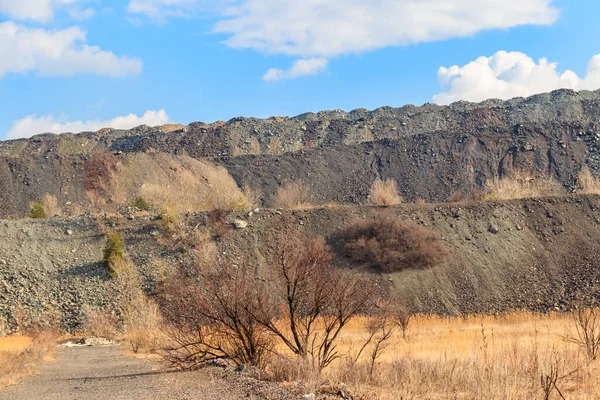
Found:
29,203 -> 46,219
158,201 -> 179,233
131,196 -> 151,210
368,178 -> 402,206
578,166 -> 600,195
340,215 -> 449,273
103,231 -> 125,276
272,181 -> 312,209
485,171 -> 564,200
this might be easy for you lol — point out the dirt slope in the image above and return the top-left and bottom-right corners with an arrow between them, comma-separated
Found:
1,89 -> 600,218
1,195 -> 599,332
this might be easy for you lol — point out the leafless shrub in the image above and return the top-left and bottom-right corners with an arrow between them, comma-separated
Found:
447,188 -> 489,203
540,355 -> 566,400
158,200 -> 180,234
394,304 -> 413,339
82,307 -> 120,340
486,170 -> 564,200
41,194 -> 61,217
563,307 -> 600,362
241,184 -> 262,210
368,178 -> 402,206
578,166 -> 600,195
253,230 -> 377,371
340,215 -> 449,273
160,262 -> 273,369
123,294 -> 162,354
206,209 -> 232,239
272,180 -> 312,209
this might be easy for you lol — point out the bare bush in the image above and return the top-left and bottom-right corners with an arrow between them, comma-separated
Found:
540,355 -> 565,400
241,184 -> 262,210
394,304 -> 413,339
272,181 -> 312,209
161,263 -> 273,369
158,200 -> 180,234
41,194 -> 61,217
447,188 -> 489,203
82,307 -> 120,340
253,230 -> 377,370
123,293 -> 162,354
564,307 -> 600,362
486,170 -> 564,200
578,166 -> 600,195
340,215 -> 449,273
368,178 -> 402,206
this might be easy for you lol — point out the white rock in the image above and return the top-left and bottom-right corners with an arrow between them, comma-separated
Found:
233,219 -> 248,229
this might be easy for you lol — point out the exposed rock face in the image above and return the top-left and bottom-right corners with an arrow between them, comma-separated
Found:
0,89 -> 599,217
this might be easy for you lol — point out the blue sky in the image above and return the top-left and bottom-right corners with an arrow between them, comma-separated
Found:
1,0 -> 599,139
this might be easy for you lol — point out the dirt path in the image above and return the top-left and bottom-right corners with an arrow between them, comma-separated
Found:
0,345 -> 289,400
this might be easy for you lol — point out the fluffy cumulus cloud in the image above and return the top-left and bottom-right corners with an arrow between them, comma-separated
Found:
434,51 -> 600,104
0,0 -> 92,22
214,0 -> 558,57
127,0 -> 559,80
262,58 -> 328,81
7,110 -> 170,139
0,22 -> 143,78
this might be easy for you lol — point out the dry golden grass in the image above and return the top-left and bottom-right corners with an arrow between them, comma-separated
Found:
0,333 -> 59,387
87,153 -> 256,214
368,178 -> 402,206
486,170 -> 564,200
41,194 -> 61,217
578,166 -> 600,195
319,312 -> 600,399
272,181 -> 313,209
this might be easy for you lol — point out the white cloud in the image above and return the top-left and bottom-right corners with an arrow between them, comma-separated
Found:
128,0 -> 559,80
434,51 -> 600,104
127,0 -> 219,23
67,6 -> 95,21
213,0 -> 559,58
0,0 -> 91,22
7,110 -> 170,139
0,22 -> 143,78
262,58 -> 328,81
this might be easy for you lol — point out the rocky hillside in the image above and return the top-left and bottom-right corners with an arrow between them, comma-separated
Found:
1,89 -> 600,217
1,195 -> 599,332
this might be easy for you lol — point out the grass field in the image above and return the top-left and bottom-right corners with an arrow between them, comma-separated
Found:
322,311 -> 600,399
0,334 -> 57,387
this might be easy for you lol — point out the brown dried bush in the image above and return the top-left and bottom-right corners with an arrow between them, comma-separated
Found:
340,215 -> 449,273
254,230 -> 377,370
485,170 -> 564,200
41,194 -> 61,217
272,180 -> 312,209
81,307 -> 120,340
368,178 -> 402,206
578,166 -> 600,195
160,262 -> 273,369
447,188 -> 489,203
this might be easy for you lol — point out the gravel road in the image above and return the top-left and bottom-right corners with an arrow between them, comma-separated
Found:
0,345 -> 292,400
